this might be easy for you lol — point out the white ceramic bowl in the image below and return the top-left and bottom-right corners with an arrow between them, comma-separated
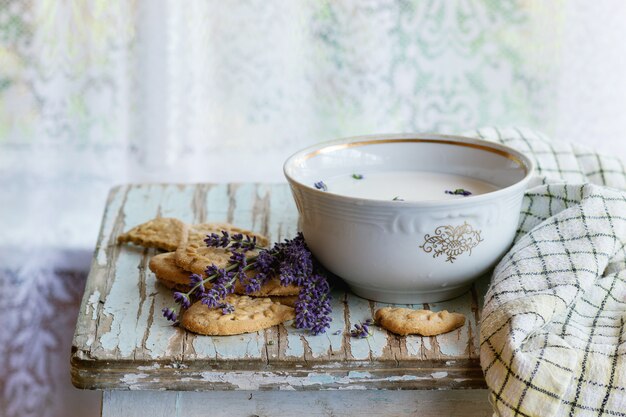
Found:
283,134 -> 534,304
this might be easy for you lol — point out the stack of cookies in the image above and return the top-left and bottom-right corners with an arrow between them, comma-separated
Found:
117,218 -> 298,335
118,217 -> 467,338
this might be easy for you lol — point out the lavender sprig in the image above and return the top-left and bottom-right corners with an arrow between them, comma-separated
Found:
162,307 -> 177,322
314,181 -> 327,191
294,274 -> 332,335
189,274 -> 207,297
204,231 -> 259,251
350,321 -> 371,338
219,303 -> 235,315
163,232 -> 332,335
445,188 -> 472,196
163,255 -> 248,322
173,292 -> 191,309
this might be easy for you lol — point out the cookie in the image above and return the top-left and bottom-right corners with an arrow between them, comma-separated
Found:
176,243 -> 301,295
150,252 -> 300,302
149,252 -> 194,286
155,277 -> 298,308
118,218 -> 189,251
268,295 -> 298,308
374,307 -> 465,336
175,223 -> 268,273
234,277 -> 300,297
187,223 -> 270,247
175,244 -> 235,275
148,252 -> 217,294
181,294 -> 295,335
154,277 -> 190,292
155,277 -> 300,307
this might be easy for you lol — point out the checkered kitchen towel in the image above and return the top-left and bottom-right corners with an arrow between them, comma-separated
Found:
471,127 -> 626,416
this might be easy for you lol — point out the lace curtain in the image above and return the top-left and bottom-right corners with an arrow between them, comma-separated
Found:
3,0 -> 625,251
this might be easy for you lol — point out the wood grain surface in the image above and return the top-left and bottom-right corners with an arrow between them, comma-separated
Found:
102,390 -> 493,417
71,183 -> 487,390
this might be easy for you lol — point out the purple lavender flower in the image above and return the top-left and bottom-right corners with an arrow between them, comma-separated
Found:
173,291 -> 191,309
295,274 -> 332,335
189,273 -> 207,297
200,289 -> 221,309
204,231 -> 230,248
314,181 -> 327,191
205,265 -> 235,285
229,250 -> 247,273
350,322 -> 371,338
164,231 -> 333,333
445,189 -> 472,196
205,231 -> 258,251
198,264 -> 237,308
241,272 -> 265,293
219,303 -> 235,315
229,233 -> 258,251
162,307 -> 177,322
278,236 -> 313,287
254,250 -> 274,274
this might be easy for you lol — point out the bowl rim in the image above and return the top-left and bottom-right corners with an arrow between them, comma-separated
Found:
283,133 -> 536,207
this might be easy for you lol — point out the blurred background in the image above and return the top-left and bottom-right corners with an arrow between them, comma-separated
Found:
1,1 -> 626,416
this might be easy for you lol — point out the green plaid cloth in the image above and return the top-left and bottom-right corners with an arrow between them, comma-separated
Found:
470,127 -> 626,416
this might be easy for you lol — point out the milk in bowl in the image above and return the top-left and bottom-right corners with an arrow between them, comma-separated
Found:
322,171 -> 499,202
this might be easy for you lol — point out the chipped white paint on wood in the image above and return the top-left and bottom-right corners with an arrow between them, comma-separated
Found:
86,290 -> 100,321
96,187 -> 127,267
71,183 -> 486,391
102,390 -> 492,417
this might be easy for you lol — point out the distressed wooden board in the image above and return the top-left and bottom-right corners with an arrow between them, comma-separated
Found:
102,390 -> 493,417
71,183 -> 486,391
